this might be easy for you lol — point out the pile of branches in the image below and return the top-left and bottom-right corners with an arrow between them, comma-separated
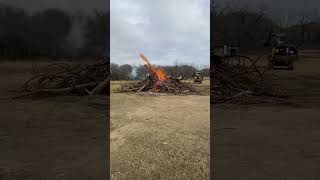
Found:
212,55 -> 287,103
16,60 -> 110,97
120,75 -> 195,94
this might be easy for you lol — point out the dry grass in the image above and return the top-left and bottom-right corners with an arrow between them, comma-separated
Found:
0,61 -> 107,179
110,80 -> 210,179
213,50 -> 320,179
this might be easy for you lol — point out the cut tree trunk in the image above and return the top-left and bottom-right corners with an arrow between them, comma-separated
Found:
12,82 -> 98,99
89,75 -> 111,96
138,80 -> 150,92
37,82 -> 97,94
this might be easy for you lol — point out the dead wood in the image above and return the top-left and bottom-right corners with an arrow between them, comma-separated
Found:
16,60 -> 109,97
138,80 -> 150,92
211,55 -> 287,103
36,82 -> 98,94
89,75 -> 110,95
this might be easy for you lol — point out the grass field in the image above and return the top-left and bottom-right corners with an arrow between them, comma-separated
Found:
3,51 -> 320,179
110,79 -> 210,179
0,61 -> 108,179
213,49 -> 320,179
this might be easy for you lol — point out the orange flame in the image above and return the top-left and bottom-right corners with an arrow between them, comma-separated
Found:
140,53 -> 167,81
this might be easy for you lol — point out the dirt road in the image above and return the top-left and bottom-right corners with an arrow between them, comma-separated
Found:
213,50 -> 320,179
110,80 -> 210,179
0,61 -> 108,179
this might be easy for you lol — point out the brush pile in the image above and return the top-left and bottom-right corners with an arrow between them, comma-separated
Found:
119,53 -> 196,94
120,75 -> 195,94
16,59 -> 110,97
212,55 -> 287,103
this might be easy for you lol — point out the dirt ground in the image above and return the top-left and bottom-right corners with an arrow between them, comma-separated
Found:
0,61 -> 108,180
213,50 -> 320,179
110,79 -> 210,179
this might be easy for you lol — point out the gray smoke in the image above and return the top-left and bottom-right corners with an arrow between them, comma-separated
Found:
61,12 -> 87,56
0,0 -> 108,57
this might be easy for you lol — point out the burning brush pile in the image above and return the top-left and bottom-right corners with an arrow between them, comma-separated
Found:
212,55 -> 288,104
120,54 -> 195,94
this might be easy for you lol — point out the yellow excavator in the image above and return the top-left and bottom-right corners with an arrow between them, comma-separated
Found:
267,33 -> 298,70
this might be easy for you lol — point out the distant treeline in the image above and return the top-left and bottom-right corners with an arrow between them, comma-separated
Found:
0,3 -> 108,60
211,2 -> 320,52
111,63 -> 210,80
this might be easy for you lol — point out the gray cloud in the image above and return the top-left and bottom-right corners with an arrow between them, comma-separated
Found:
111,0 -> 210,67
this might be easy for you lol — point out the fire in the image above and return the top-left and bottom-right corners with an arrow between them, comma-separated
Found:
139,53 -> 168,81
154,68 -> 167,81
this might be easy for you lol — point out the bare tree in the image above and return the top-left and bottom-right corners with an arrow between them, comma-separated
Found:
298,8 -> 318,45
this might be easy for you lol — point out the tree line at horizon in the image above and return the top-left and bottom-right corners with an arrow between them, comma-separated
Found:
0,3 -> 108,60
110,63 -> 210,81
211,1 -> 320,52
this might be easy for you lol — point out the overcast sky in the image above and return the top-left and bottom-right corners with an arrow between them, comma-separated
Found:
110,0 -> 210,67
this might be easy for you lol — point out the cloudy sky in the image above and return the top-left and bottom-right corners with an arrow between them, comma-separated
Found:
111,0 -> 210,67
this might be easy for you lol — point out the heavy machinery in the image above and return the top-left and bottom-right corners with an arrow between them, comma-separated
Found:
268,44 -> 298,70
267,33 -> 298,70
194,72 -> 203,83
